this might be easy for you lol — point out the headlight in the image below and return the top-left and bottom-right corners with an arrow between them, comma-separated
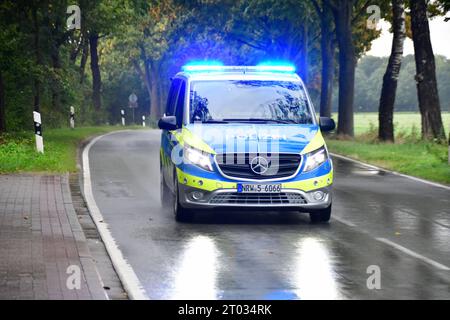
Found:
303,147 -> 328,172
184,146 -> 213,171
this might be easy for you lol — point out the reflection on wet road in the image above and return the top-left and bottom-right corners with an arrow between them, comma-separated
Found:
88,130 -> 450,299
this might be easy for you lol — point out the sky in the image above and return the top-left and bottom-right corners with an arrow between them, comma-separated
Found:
366,16 -> 450,58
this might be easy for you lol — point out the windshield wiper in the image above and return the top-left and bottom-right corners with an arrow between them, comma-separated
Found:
197,120 -> 229,124
222,118 -> 298,124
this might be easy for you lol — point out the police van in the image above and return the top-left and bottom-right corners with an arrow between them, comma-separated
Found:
159,63 -> 335,223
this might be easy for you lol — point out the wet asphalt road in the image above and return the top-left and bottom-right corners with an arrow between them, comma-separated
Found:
87,130 -> 450,299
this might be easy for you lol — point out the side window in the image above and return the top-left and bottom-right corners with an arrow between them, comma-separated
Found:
166,79 -> 181,116
175,81 -> 186,127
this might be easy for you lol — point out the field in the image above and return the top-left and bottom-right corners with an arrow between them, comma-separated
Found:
337,112 -> 450,135
326,112 -> 450,185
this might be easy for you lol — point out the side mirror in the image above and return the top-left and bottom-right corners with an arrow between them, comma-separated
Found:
158,116 -> 178,131
319,117 -> 336,132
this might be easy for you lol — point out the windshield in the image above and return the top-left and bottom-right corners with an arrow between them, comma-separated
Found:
189,80 -> 313,124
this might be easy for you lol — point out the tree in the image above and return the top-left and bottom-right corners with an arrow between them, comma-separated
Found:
124,0 -> 182,119
378,0 -> 406,142
80,0 -> 127,122
327,0 -> 356,136
311,0 -> 335,117
227,0 -> 317,83
324,0 -> 387,136
89,33 -> 102,115
410,0 -> 446,141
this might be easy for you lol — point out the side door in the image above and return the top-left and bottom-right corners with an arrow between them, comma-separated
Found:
161,78 -> 181,190
165,79 -> 187,192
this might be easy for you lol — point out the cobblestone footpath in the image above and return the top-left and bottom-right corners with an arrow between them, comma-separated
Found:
0,174 -> 108,300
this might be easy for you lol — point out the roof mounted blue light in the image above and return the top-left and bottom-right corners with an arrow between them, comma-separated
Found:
256,61 -> 296,73
181,61 -> 297,73
183,65 -> 225,72
255,65 -> 296,73
182,61 -> 224,72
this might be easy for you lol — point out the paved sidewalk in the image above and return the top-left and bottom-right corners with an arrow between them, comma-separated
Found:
0,174 -> 107,299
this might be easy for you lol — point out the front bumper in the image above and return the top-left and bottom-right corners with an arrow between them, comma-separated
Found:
178,184 -> 332,210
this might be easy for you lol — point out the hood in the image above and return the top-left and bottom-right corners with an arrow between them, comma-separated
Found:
183,123 -> 321,154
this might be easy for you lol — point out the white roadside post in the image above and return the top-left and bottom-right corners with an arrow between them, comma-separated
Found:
70,106 -> 75,129
121,109 -> 125,126
142,115 -> 146,127
33,111 -> 44,153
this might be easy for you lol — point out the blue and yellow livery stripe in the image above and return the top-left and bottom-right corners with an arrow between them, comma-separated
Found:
300,130 -> 325,155
171,128 -> 216,154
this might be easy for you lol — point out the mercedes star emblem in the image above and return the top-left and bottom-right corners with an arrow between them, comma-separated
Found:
250,156 -> 270,175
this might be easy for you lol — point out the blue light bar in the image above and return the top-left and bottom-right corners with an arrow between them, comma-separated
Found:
181,62 -> 296,73
256,61 -> 296,73
182,61 -> 225,72
255,65 -> 296,73
182,65 -> 225,72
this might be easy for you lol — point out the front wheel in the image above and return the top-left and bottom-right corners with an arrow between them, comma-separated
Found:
173,177 -> 194,223
309,204 -> 331,223
160,168 -> 172,207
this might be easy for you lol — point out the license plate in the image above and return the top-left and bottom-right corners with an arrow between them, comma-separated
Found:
237,183 -> 282,193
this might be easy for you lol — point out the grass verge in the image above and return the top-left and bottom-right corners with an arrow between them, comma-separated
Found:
326,137 -> 450,185
0,126 -> 142,173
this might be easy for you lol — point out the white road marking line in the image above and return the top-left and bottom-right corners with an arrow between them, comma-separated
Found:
330,153 -> 450,191
375,237 -> 450,271
83,131 -> 149,300
332,216 -> 357,227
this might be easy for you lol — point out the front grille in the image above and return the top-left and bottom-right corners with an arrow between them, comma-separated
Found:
209,192 -> 307,205
216,153 -> 301,180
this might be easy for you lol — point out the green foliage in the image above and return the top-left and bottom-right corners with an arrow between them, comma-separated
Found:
330,55 -> 450,112
1,0 -> 449,135
0,126 -> 140,173
327,111 -> 450,185
335,112 -> 450,136
327,137 -> 450,185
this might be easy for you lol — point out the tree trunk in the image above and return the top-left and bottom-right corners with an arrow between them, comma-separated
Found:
410,0 -> 446,141
133,59 -> 152,117
89,33 -> 102,119
159,82 -> 167,118
299,25 -> 309,84
50,43 -> 62,114
79,38 -> 89,84
334,0 -> 355,136
149,61 -> 160,120
378,0 -> 406,142
32,6 -> 41,114
0,70 -> 6,132
319,4 -> 335,117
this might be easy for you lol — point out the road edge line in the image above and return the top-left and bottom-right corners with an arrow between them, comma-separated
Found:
375,238 -> 450,271
330,153 -> 450,191
82,131 -> 149,300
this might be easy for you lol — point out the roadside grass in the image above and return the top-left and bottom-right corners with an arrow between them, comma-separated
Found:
2,113 -> 449,185
0,126 -> 143,173
326,112 -> 450,185
333,112 -> 450,136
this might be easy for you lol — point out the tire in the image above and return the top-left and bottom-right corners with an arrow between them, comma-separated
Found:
309,204 -> 331,223
160,167 -> 172,207
173,176 -> 194,223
